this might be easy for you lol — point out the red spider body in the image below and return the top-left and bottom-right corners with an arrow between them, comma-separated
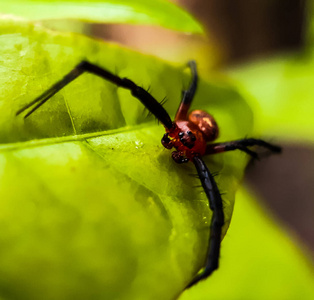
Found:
162,109 -> 219,163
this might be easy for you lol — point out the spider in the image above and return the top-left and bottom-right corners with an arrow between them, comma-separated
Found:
16,60 -> 281,289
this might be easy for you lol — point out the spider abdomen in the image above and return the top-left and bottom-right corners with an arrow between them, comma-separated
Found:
188,110 -> 219,142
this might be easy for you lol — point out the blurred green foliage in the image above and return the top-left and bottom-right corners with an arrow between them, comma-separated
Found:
0,0 -> 204,34
227,51 -> 314,144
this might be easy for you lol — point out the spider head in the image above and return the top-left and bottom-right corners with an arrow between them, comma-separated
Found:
177,129 -> 197,149
161,121 -> 207,163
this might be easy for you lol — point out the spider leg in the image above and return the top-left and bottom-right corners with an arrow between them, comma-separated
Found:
175,60 -> 198,121
186,156 -> 224,288
16,65 -> 85,118
16,61 -> 173,129
206,138 -> 282,159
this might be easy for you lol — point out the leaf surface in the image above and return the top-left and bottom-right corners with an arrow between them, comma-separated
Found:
0,18 -> 252,299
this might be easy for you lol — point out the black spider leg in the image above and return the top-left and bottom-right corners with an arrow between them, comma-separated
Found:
16,61 -> 173,130
206,138 -> 282,159
175,60 -> 198,121
186,156 -> 224,288
162,60 -> 199,162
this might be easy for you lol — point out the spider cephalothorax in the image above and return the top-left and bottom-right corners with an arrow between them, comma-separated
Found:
162,109 -> 219,163
16,59 -> 281,290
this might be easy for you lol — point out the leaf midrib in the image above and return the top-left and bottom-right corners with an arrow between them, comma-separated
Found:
0,122 -> 158,152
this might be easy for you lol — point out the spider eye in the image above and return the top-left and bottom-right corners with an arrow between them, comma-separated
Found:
187,130 -> 192,135
178,132 -> 184,137
191,135 -> 196,142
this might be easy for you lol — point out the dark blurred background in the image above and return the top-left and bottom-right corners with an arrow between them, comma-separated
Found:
180,0 -> 306,63
92,0 -> 313,255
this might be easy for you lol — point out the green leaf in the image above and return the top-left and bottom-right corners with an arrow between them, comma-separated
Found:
179,187 -> 314,300
227,52 -> 314,143
0,18 -> 252,299
0,0 -> 204,34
